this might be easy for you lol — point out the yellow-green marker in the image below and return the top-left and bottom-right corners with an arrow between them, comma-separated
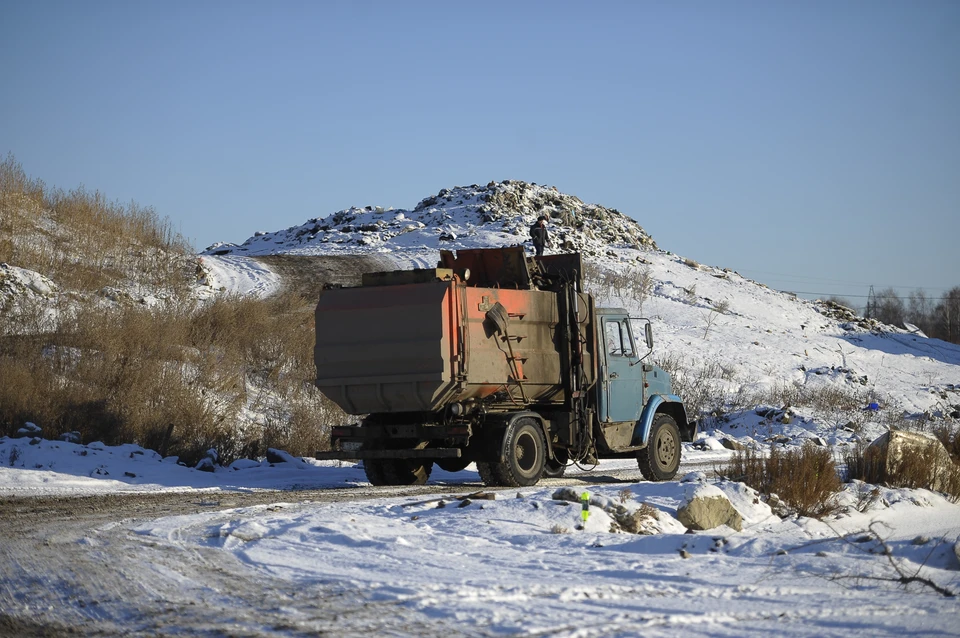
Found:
581,491 -> 590,522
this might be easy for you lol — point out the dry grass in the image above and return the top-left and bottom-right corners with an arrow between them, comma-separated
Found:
0,154 -> 191,294
582,262 -> 654,313
1,156 -> 346,465
933,424 -> 960,463
0,292 -> 342,466
844,440 -> 960,502
722,443 -> 842,519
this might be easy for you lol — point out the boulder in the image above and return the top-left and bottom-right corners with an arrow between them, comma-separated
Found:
195,457 -> 216,472
867,430 -> 956,493
720,438 -> 746,451
16,422 -> 41,438
677,484 -> 743,532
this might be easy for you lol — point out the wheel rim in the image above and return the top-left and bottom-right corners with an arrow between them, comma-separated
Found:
515,431 -> 539,475
655,429 -> 677,469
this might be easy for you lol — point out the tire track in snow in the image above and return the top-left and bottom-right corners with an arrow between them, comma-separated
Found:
198,255 -> 282,298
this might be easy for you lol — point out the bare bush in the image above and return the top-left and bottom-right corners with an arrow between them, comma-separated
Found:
844,442 -> 960,502
1,158 -> 346,465
582,263 -> 654,312
722,443 -> 842,519
0,290 -> 344,465
653,353 -> 727,421
933,424 -> 960,463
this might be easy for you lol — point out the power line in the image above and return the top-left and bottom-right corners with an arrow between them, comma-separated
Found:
736,268 -> 955,293
786,291 -> 946,298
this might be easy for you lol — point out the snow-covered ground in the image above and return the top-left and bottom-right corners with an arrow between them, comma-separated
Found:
195,254 -> 282,298
136,482 -> 959,636
2,435 -> 959,635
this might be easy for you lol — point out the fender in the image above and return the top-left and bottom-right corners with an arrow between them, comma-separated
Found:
631,395 -> 687,447
489,411 -> 555,462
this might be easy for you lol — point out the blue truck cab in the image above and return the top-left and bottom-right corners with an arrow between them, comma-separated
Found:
594,309 -> 694,480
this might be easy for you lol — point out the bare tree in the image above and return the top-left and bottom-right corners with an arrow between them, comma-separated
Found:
934,287 -> 960,344
907,290 -> 934,335
873,288 -> 905,327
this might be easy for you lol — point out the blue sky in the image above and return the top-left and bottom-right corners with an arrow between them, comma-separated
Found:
2,1 -> 957,304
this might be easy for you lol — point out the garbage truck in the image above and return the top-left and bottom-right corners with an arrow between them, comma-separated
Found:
313,246 -> 693,487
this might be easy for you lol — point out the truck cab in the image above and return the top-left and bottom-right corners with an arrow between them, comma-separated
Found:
594,309 -> 692,479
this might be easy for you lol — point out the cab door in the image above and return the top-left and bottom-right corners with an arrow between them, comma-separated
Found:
598,317 -> 645,422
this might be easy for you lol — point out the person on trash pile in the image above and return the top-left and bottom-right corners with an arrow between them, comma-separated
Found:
530,215 -> 550,257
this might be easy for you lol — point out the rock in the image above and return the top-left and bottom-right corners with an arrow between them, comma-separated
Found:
810,436 -> 828,447
59,431 -> 82,444
955,541 -> 960,568
266,448 -> 299,464
194,457 -> 216,472
767,434 -> 792,445
552,487 -> 662,535
676,484 -> 743,532
766,493 -> 791,518
720,438 -> 746,451
680,471 -> 707,483
16,422 -> 41,438
679,549 -> 691,559
614,504 -> 661,535
866,430 -> 957,492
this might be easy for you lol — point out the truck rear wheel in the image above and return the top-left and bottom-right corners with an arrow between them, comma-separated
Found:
364,459 -> 433,486
543,449 -> 568,479
479,418 -> 547,487
637,414 -> 681,481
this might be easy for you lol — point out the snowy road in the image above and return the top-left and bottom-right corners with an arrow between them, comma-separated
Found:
3,453 -> 959,637
0,487 -> 469,637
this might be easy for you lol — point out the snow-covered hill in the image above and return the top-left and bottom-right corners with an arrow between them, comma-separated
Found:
203,179 -> 656,260
201,179 -> 960,441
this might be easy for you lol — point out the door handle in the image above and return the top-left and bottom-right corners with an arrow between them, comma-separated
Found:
609,372 -> 619,379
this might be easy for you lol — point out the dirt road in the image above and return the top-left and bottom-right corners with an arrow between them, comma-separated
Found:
0,458 -> 724,637
0,485 -> 485,637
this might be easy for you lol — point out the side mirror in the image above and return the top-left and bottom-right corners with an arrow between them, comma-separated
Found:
644,322 -> 654,349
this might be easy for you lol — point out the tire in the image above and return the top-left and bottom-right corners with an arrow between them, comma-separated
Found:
476,461 -> 502,487
362,459 -> 386,486
542,449 -> 568,479
480,418 -> 547,487
436,457 -> 471,473
364,459 -> 433,486
637,414 -> 681,481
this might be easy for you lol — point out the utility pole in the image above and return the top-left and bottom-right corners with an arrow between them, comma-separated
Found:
865,286 -> 876,319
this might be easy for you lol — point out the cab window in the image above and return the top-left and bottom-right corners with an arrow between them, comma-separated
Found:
605,320 -> 635,357
605,321 -> 622,355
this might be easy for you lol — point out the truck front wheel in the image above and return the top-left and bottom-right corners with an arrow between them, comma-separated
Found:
478,419 -> 547,487
637,414 -> 681,481
364,459 -> 432,486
